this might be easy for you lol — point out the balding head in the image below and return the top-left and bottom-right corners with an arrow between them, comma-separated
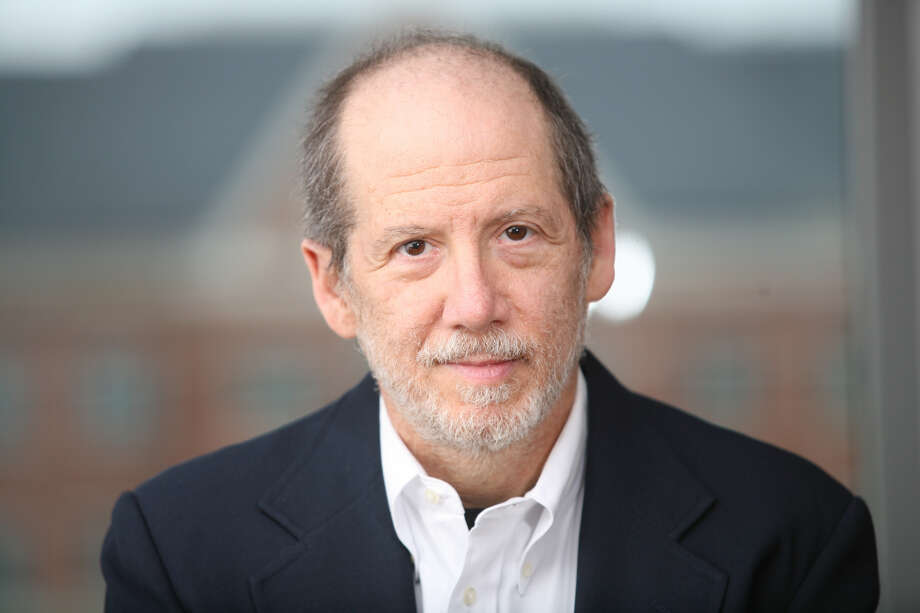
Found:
300,30 -> 606,274
338,49 -> 557,225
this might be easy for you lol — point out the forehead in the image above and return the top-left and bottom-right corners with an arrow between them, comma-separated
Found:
337,50 -> 558,207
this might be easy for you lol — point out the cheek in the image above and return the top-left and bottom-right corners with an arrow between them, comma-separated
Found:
504,260 -> 580,309
363,282 -> 442,345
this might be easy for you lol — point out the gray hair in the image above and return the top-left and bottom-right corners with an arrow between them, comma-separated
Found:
301,29 -> 607,274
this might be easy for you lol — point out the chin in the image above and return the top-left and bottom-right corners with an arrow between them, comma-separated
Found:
455,381 -> 515,408
392,380 -> 558,454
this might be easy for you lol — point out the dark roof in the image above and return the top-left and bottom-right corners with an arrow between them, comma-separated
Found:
0,35 -> 321,233
510,29 -> 845,216
0,29 -> 844,235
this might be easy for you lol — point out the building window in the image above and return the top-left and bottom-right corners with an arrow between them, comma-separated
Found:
683,340 -> 759,430
0,354 -> 28,453
79,349 -> 157,447
0,519 -> 34,613
229,350 -> 324,434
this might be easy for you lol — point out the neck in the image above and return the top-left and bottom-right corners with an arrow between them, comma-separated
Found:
384,369 -> 578,508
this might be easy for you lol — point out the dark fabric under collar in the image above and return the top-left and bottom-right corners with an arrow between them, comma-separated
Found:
463,507 -> 484,530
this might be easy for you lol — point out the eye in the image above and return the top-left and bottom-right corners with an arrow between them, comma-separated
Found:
399,239 -> 429,256
504,225 -> 530,241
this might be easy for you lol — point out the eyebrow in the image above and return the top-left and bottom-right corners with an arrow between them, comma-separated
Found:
491,206 -> 560,229
372,224 -> 430,252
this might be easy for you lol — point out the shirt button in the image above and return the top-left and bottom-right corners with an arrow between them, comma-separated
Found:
521,562 -> 534,578
424,489 -> 441,504
463,586 -> 477,606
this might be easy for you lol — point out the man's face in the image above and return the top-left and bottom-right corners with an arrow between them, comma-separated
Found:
334,55 -> 602,452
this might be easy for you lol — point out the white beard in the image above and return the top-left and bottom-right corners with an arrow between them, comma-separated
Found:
356,312 -> 587,454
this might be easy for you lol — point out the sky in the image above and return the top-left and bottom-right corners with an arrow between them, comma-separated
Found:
0,0 -> 854,72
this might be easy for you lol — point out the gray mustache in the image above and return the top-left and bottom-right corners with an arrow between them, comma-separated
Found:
417,329 -> 534,367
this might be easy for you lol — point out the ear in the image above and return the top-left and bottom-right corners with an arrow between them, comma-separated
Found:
301,239 -> 357,339
584,193 -> 616,303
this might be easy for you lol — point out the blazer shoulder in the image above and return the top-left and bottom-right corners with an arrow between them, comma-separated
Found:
581,350 -> 853,517
103,375 -> 379,611
634,393 -> 879,610
127,371 -> 379,526
632,391 -> 852,514
135,398 -> 335,506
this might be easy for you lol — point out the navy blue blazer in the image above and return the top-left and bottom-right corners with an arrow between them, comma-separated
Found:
101,351 -> 879,612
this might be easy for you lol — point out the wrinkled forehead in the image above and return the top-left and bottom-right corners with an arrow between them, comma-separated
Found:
337,50 -> 556,195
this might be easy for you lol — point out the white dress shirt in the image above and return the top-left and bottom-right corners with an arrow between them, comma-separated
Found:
379,369 -> 588,613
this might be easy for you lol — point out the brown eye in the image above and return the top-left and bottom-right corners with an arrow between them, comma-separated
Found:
401,240 -> 428,256
504,225 -> 529,241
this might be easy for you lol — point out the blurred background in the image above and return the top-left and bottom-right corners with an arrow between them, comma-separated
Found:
1,0 -> 918,610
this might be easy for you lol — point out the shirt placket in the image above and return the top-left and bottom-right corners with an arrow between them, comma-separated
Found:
515,502 -> 552,596
410,477 -> 468,613
451,501 -> 536,612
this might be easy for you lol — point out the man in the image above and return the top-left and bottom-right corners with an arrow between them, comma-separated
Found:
102,31 -> 879,612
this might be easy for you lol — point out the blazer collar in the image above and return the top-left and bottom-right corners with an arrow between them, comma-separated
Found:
576,351 -> 727,613
250,374 -> 417,613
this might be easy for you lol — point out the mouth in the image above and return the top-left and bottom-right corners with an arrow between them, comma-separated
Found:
444,358 -> 520,383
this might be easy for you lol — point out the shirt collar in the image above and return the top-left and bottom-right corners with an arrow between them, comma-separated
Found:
522,367 -> 588,517
379,393 -> 428,514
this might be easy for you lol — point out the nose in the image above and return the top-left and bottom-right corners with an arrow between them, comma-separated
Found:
440,248 -> 508,332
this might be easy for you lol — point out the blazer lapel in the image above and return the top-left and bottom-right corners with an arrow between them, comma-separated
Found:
575,352 -> 727,613
249,376 -> 416,613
